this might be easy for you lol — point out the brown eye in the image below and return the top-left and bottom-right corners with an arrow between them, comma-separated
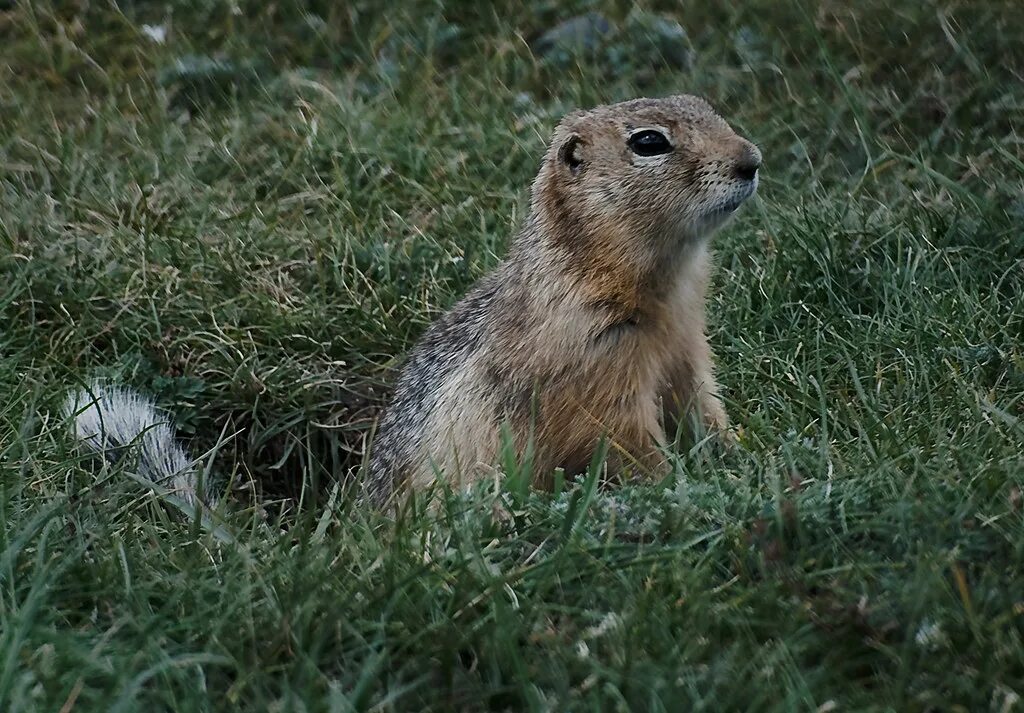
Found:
627,130 -> 672,157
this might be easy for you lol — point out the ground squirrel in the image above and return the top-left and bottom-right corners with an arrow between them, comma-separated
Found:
66,94 -> 760,510
367,94 -> 760,503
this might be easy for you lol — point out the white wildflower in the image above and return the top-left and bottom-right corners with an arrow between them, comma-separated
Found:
141,24 -> 167,43
584,612 -> 621,639
914,620 -> 947,649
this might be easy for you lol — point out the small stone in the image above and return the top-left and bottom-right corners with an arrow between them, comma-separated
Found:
622,10 -> 694,70
533,13 -> 614,64
157,54 -> 261,110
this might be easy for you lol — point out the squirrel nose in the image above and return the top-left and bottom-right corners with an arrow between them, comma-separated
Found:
733,143 -> 762,181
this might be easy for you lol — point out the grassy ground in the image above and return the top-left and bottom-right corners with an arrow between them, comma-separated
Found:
2,0 -> 1024,710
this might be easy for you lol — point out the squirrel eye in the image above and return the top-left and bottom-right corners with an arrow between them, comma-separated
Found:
627,129 -> 672,157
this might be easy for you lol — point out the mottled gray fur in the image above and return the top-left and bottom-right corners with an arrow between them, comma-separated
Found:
366,269 -> 509,503
64,384 -> 206,507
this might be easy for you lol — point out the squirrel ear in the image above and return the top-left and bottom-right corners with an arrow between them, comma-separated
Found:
557,134 -> 585,176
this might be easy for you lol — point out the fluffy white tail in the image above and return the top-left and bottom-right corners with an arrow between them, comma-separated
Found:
64,383 -> 208,507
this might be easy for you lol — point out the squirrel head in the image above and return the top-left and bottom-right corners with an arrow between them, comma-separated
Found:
531,95 -> 761,261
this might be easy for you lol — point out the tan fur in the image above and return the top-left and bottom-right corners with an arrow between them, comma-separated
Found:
368,95 -> 761,501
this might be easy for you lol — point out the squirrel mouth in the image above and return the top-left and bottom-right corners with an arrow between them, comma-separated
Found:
715,179 -> 758,215
720,197 -> 745,213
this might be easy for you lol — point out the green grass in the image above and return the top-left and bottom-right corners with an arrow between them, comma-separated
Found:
3,0 -> 1024,709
